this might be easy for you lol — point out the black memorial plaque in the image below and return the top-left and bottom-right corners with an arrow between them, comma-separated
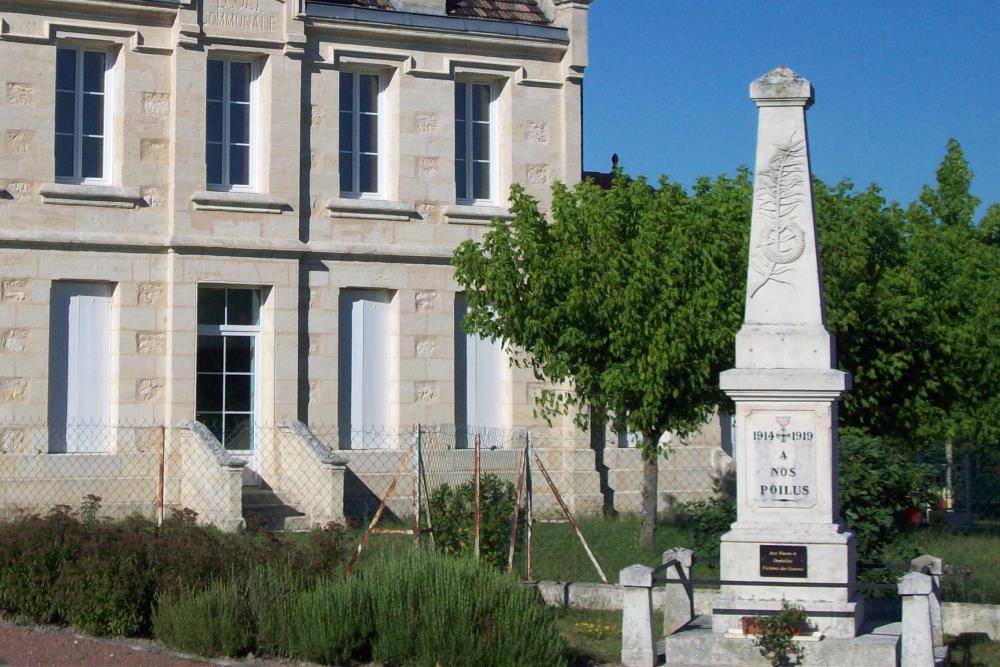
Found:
759,545 -> 807,578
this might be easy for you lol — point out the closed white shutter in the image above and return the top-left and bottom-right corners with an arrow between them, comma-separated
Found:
468,328 -> 503,430
344,290 -> 391,448
49,282 -> 112,452
455,294 -> 504,436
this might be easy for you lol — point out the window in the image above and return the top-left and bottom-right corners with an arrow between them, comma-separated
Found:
338,290 -> 392,449
455,81 -> 493,203
48,282 -> 114,453
339,72 -> 381,197
196,287 -> 260,450
206,58 -> 256,190
454,294 -> 504,447
55,47 -> 110,183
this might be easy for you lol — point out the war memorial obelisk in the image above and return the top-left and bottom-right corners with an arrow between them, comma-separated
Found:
714,66 -> 864,637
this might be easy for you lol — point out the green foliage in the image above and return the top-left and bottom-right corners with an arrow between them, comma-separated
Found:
748,602 -> 809,667
153,548 -> 566,667
676,495 -> 735,561
54,517 -> 156,636
452,172 -> 751,546
453,174 -> 749,447
0,500 -> 350,636
0,507 -> 85,624
152,579 -> 254,658
428,473 -> 519,569
817,139 -> 1000,447
838,429 -> 936,561
283,576 -> 371,664
362,548 -> 566,667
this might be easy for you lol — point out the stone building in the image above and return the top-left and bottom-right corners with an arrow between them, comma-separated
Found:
0,0 -> 729,528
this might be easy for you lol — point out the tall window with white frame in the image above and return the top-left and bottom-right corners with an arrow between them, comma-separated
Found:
339,71 -> 381,197
196,288 -> 260,451
55,47 -> 110,183
455,81 -> 493,203
206,58 -> 255,190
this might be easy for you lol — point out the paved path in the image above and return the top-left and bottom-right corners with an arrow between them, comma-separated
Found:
0,621 -> 217,667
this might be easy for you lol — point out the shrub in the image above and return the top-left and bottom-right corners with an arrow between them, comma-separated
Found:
747,601 -> 810,667
284,576 -> 371,664
152,579 -> 253,658
839,429 -> 936,561
362,548 -> 566,667
55,517 -> 156,636
429,474 -> 519,569
0,507 -> 86,624
676,494 -> 735,561
0,500 -> 352,640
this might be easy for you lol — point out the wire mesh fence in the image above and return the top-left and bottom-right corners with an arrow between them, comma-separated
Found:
919,445 -> 1000,526
0,419 -> 736,532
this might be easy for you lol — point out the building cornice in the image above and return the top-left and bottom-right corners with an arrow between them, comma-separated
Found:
304,3 -> 568,50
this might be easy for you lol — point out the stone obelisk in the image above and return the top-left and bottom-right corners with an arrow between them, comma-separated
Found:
715,66 -> 863,638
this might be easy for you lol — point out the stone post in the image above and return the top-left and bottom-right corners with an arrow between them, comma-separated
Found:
662,547 -> 694,636
620,564 -> 656,667
899,572 -> 935,667
910,555 -> 944,648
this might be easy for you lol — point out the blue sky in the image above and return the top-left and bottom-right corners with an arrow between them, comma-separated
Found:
582,2 -> 1000,216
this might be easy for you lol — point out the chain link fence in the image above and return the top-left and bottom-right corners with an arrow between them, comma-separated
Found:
919,445 -> 1000,527
0,419 -> 735,531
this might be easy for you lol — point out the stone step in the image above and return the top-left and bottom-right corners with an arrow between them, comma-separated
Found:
242,487 -> 307,531
661,616 -> 900,667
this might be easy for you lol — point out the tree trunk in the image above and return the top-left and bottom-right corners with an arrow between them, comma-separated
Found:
589,405 -> 616,516
639,445 -> 658,549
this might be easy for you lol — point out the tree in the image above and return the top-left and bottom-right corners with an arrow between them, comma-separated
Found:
452,172 -> 749,547
817,138 -> 1000,449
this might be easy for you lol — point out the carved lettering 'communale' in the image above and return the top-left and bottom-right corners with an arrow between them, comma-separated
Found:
749,134 -> 807,298
206,0 -> 277,32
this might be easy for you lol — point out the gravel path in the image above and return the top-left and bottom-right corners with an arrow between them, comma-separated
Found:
0,621 -> 219,667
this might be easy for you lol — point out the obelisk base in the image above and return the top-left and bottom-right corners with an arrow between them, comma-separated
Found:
712,523 -> 865,637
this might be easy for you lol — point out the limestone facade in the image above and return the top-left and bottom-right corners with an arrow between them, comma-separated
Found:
0,0 -> 733,525
0,0 -> 589,432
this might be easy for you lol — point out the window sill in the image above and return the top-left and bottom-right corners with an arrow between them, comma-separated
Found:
443,204 -> 513,225
326,197 -> 419,222
191,190 -> 290,214
39,183 -> 144,209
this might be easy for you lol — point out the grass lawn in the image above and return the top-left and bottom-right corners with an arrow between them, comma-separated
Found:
947,634 -> 1000,667
554,607 -> 663,666
514,515 -> 720,585
884,526 -> 1000,604
346,513 -> 1000,603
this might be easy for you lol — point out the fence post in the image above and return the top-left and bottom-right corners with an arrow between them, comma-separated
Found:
910,555 -> 944,649
413,424 -> 422,546
662,547 -> 694,636
620,564 -> 657,667
157,425 -> 166,528
473,431 -> 481,559
899,571 -> 935,667
525,431 -> 534,580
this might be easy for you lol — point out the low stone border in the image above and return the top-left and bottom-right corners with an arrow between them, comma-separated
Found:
531,580 -> 1000,639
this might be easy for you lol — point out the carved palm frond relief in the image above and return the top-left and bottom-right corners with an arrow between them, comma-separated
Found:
750,134 -> 808,298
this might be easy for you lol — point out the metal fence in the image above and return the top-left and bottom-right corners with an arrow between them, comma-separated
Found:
919,445 -> 1000,527
0,420 -> 730,531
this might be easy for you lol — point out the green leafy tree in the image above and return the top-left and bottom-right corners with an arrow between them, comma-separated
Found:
817,139 -> 1000,449
452,172 -> 749,547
